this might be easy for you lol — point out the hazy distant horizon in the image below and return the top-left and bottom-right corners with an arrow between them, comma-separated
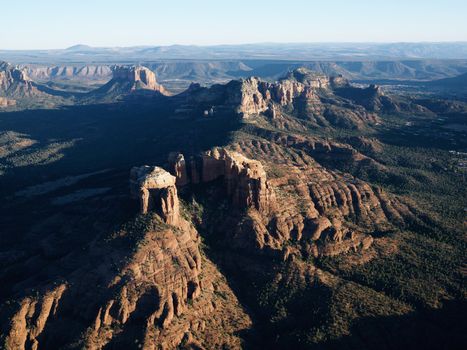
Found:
2,42 -> 467,64
2,41 -> 467,52
2,0 -> 467,50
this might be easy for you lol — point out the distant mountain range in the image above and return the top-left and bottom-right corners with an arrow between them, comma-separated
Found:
1,42 -> 467,63
16,59 -> 467,91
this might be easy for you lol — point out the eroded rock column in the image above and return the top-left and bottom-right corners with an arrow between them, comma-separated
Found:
130,166 -> 180,225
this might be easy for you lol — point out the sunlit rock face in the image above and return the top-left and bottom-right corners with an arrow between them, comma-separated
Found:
111,65 -> 167,93
0,61 -> 38,98
130,166 -> 180,225
227,69 -> 332,118
168,148 -> 276,215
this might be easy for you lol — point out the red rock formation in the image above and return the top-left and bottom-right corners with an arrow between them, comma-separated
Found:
130,166 -> 180,225
168,152 -> 189,186
0,61 -> 39,98
182,68 -> 333,119
165,147 -> 383,259
111,65 -> 167,93
169,148 -> 276,214
4,284 -> 67,350
2,165 -> 252,349
224,139 -> 418,259
233,70 -> 331,118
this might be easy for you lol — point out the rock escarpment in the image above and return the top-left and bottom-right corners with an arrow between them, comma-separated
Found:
168,148 -> 276,214
1,164 -> 252,350
181,68 -> 384,129
0,61 -> 38,98
164,147 -> 410,259
93,65 -> 168,96
1,217 -> 209,350
112,65 -> 166,92
202,142 -> 417,260
26,65 -> 112,81
232,68 -> 331,117
184,68 -> 330,118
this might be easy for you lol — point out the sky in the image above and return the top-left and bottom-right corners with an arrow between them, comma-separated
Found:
1,0 -> 467,50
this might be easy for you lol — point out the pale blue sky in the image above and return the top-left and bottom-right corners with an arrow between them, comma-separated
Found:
1,0 -> 466,49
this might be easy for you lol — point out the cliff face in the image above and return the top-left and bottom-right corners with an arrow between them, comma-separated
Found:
130,166 -> 180,225
181,68 -> 331,118
181,68 -> 385,130
26,65 -> 112,81
164,146 -> 416,260
2,164 -> 251,350
224,69 -> 331,118
169,148 -> 276,215
93,65 -> 168,96
1,67 -> 455,349
0,61 -> 38,98
223,136 -> 420,259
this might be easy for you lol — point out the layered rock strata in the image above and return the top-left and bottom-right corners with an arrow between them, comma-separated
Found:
165,147 -> 398,259
185,68 -> 330,118
130,166 -> 180,225
0,61 -> 38,98
1,164 -> 253,349
169,148 -> 276,214
111,65 -> 167,93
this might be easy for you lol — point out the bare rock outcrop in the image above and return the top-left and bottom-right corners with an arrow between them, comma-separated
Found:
112,65 -> 166,93
0,61 -> 38,98
231,69 -> 330,118
130,166 -> 180,225
182,68 -> 386,127
2,218 -> 206,350
26,65 -> 112,81
168,152 -> 189,186
224,139 -> 418,259
4,284 -> 67,350
165,147 -> 382,259
93,65 -> 168,96
181,68 -> 331,118
169,148 -> 276,214
2,165 -> 252,349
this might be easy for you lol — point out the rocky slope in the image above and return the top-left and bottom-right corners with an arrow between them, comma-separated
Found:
0,61 -> 74,108
179,67 -> 430,123
165,145 -> 415,259
1,165 -> 250,349
0,67 -> 464,349
178,68 -> 393,129
1,141 -> 417,349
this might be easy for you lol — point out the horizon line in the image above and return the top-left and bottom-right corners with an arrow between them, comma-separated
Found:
2,40 -> 467,52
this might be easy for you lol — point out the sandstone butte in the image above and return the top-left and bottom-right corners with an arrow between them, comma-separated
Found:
2,69 -> 425,350
111,65 -> 168,94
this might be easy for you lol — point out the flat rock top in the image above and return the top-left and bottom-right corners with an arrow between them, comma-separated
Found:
131,166 -> 176,189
